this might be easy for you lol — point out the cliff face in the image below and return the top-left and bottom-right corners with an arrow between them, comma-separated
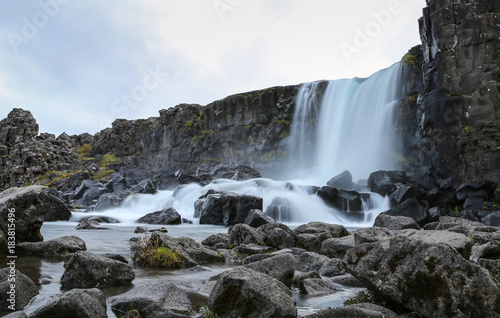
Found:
92,85 -> 297,178
399,0 -> 500,188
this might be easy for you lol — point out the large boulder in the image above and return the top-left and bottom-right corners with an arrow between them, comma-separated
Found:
228,223 -> 264,247
194,190 -> 263,225
93,193 -> 122,211
294,222 -> 350,252
208,267 -> 297,318
201,233 -> 230,249
16,235 -> 86,257
244,253 -> 295,287
265,196 -> 301,222
316,186 -> 369,213
257,223 -> 297,249
343,236 -> 500,318
61,251 -> 135,288
0,185 -> 71,242
137,207 -> 182,225
320,234 -> 356,259
373,214 -> 421,230
0,268 -> 38,311
110,282 -> 192,317
30,288 -> 107,318
382,198 -> 430,227
148,232 -> 223,267
304,303 -> 398,318
244,209 -> 276,227
326,170 -> 354,189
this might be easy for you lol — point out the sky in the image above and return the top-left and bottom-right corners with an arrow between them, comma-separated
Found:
0,0 -> 426,136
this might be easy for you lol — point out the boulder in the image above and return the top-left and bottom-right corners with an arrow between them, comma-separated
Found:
129,178 -> 157,194
299,277 -> 339,296
257,223 -> 297,249
296,251 -> 330,272
0,185 -> 71,242
482,211 -> 500,226
353,227 -> 395,245
61,251 -> 135,288
343,236 -> 500,318
382,198 -> 429,227
367,170 -> 398,196
137,207 -> 182,225
0,268 -> 38,311
30,288 -> 107,318
389,185 -> 422,206
242,249 -> 293,264
208,267 -> 297,318
194,190 -> 263,226
101,253 -> 128,264
400,229 -> 474,259
328,274 -> 366,287
228,223 -> 264,247
134,226 -> 148,233
244,209 -> 275,227
294,222 -> 350,252
244,253 -> 295,287
320,234 -> 356,259
304,303 -> 398,318
149,232 -> 223,267
234,244 -> 274,255
326,170 -> 354,189
317,186 -> 369,213
470,241 -> 500,263
16,235 -> 86,257
93,193 -> 122,211
373,214 -> 421,230
455,180 -> 498,202
202,233 -> 230,248
75,219 -> 108,230
478,259 -> 500,282
110,282 -> 192,317
265,196 -> 301,222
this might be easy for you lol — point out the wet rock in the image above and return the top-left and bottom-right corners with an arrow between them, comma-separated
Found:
73,180 -> 101,200
194,190 -> 263,226
0,185 -> 71,242
244,253 -> 295,287
75,219 -> 108,230
202,233 -> 229,248
320,234 -> 356,259
326,170 -> 354,189
456,180 -> 498,202
242,248 -> 293,264
137,207 -> 182,225
149,232 -> 223,267
228,223 -> 264,247
304,303 -> 398,318
367,170 -> 398,196
0,268 -> 38,311
265,196 -> 301,222
373,214 -> 421,230
16,235 -> 86,257
61,251 -> 135,288
382,198 -> 429,227
294,222 -> 350,252
208,267 -> 297,318
343,236 -> 500,318
134,226 -> 148,233
111,282 -> 192,317
317,186 -> 369,213
30,288 -> 107,318
470,241 -> 500,263
101,253 -> 128,264
129,178 -> 157,194
79,215 -> 120,224
328,274 -> 366,287
93,193 -> 122,211
300,277 -> 339,296
389,185 -> 422,206
257,222 -> 297,249
244,208 -> 275,227
234,244 -> 274,255
296,251 -> 330,272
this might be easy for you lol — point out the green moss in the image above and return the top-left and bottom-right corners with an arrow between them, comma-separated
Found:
131,236 -> 185,268
248,136 -> 254,143
402,53 -> 423,73
36,169 -> 83,187
92,169 -> 115,181
344,290 -> 373,305
186,120 -> 194,128
77,144 -> 93,157
279,130 -> 288,140
200,305 -> 219,318
100,153 -> 121,167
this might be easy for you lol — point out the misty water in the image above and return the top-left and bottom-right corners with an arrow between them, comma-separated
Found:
4,63 -> 403,317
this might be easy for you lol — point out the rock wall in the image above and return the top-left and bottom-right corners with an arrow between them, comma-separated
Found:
92,85 -> 297,178
398,0 -> 500,188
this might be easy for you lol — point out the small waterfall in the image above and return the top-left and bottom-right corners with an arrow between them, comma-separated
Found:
288,63 -> 403,184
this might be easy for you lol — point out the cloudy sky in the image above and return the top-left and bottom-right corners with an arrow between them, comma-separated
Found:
1,0 -> 425,136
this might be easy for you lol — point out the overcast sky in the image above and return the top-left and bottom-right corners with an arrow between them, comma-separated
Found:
0,0 -> 425,136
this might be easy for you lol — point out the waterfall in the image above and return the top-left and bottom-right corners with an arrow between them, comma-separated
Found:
287,63 -> 403,184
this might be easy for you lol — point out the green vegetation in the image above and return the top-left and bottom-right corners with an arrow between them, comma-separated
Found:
59,250 -> 70,259
130,235 -> 185,268
77,144 -> 93,157
186,120 -> 194,128
279,130 -> 289,140
92,153 -> 121,181
343,290 -> 373,305
248,136 -> 254,143
36,170 -> 82,188
200,305 -> 219,318
402,53 -> 423,73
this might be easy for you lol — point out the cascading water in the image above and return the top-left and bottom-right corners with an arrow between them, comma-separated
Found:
287,62 -> 403,184
75,63 -> 403,227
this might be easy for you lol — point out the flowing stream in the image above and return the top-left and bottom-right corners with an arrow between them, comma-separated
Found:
4,63 -> 404,317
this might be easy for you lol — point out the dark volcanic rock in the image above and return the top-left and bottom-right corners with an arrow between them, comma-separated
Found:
257,222 -> 297,249
0,185 -> 71,243
244,208 -> 276,227
326,170 -> 354,189
93,193 -> 122,211
382,198 -> 429,227
208,267 -> 297,318
343,236 -> 500,318
304,303 -> 398,318
294,222 -> 350,253
244,253 -> 295,287
194,190 -> 263,226
16,235 -> 86,257
228,223 -> 264,247
61,251 -> 135,288
373,214 -> 421,230
30,288 -> 107,318
316,186 -> 369,213
0,268 -> 38,311
110,282 -> 192,317
137,207 -> 182,225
